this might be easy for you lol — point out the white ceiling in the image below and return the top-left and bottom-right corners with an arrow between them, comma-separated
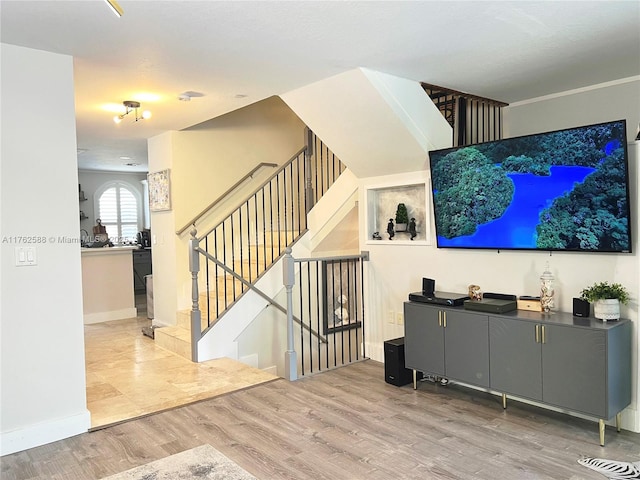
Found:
2,1 -> 639,173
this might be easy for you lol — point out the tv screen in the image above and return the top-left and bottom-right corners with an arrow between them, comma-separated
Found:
428,119 -> 632,253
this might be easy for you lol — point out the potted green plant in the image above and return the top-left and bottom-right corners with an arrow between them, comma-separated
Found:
395,203 -> 409,232
580,281 -> 630,321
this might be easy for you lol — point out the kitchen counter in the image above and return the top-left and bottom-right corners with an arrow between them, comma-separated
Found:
80,245 -> 138,256
81,246 -> 137,323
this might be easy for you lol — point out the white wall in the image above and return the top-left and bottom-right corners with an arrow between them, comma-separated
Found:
505,77 -> 640,433
360,78 -> 640,433
282,68 -> 452,179
1,44 -> 90,455
147,132 -> 178,327
148,96 -> 306,326
504,77 -> 640,138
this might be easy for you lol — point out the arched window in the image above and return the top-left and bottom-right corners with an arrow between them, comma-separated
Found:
96,181 -> 140,243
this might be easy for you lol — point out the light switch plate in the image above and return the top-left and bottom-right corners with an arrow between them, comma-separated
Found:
15,246 -> 37,266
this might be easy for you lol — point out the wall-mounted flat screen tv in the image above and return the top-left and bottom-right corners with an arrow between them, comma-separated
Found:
428,119 -> 632,253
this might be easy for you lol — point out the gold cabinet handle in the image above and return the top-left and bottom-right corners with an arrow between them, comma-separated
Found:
535,324 -> 540,343
443,311 -> 447,328
438,310 -> 442,327
541,325 -> 546,344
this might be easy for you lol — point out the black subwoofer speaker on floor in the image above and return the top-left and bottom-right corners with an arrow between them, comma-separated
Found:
384,337 -> 421,386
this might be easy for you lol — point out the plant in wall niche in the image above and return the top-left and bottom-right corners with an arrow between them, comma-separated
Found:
395,203 -> 409,232
580,281 -> 630,321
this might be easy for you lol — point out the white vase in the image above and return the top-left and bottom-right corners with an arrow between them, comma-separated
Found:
593,299 -> 620,321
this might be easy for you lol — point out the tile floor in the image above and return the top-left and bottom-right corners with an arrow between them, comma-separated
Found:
84,315 -> 279,429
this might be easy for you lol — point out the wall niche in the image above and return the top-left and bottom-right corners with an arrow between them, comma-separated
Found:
366,182 -> 429,245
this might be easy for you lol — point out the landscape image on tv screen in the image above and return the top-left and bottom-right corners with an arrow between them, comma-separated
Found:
428,119 -> 632,253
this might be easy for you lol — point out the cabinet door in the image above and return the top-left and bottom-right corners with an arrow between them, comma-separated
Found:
542,325 -> 606,417
133,250 -> 152,292
404,303 -> 444,376
489,317 -> 542,400
444,310 -> 489,387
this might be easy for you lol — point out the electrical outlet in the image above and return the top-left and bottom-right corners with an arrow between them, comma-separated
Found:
387,310 -> 394,324
396,312 -> 404,325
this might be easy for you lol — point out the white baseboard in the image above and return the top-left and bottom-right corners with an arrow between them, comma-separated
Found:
621,407 -> 639,433
239,353 -> 259,368
83,307 -> 137,324
263,365 -> 278,376
1,409 -> 91,456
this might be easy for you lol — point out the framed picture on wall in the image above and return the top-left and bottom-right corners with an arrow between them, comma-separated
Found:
148,169 -> 171,212
322,259 -> 362,335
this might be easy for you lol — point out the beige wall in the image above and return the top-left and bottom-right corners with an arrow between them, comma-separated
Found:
148,96 -> 306,325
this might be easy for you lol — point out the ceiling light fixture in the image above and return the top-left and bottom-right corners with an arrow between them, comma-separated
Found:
104,0 -> 123,17
113,101 -> 151,124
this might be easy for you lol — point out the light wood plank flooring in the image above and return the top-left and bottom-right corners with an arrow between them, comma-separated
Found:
84,316 -> 278,429
3,360 -> 639,479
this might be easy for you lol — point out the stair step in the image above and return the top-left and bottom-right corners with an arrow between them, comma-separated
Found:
199,288 -> 243,304
176,309 -> 212,331
164,231 -> 297,361
154,326 -> 192,360
247,231 -> 298,248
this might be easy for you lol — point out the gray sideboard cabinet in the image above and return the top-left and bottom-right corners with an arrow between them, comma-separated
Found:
403,302 -> 490,388
404,301 -> 631,446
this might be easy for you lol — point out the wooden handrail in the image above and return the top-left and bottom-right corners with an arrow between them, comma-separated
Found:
176,162 -> 278,236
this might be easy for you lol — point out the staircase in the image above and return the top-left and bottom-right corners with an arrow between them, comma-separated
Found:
155,131 -> 345,362
154,232 -> 291,360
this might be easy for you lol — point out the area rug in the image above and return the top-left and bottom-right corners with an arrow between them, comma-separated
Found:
101,444 -> 257,480
578,457 -> 640,479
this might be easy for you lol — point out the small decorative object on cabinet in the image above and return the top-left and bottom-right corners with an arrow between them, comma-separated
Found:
468,284 -> 482,301
540,262 -> 554,312
580,281 -> 630,321
394,203 -> 409,232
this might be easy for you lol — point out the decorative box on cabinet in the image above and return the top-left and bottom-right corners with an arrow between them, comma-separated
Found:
404,301 -> 631,446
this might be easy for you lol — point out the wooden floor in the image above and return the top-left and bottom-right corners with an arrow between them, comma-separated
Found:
84,315 -> 278,429
3,360 -> 639,480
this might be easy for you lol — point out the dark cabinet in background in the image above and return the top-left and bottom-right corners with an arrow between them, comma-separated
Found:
133,249 -> 152,293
